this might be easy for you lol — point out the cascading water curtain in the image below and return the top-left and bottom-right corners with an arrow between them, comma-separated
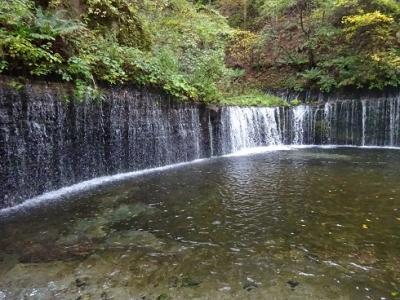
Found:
220,107 -> 283,153
219,96 -> 400,152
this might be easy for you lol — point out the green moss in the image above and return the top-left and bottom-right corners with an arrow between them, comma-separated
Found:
290,99 -> 302,106
6,78 -> 25,91
220,91 -> 289,107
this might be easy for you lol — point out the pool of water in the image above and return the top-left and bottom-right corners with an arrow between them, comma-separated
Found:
1,148 -> 400,299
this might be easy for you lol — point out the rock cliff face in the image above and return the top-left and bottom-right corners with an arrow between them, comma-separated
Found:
0,80 -> 399,208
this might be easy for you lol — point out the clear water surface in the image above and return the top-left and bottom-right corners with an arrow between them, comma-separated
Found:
0,148 -> 399,299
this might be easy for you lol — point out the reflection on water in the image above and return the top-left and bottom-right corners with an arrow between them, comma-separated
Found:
0,148 -> 400,299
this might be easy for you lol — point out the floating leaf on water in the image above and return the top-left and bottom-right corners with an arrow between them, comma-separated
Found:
362,224 -> 369,229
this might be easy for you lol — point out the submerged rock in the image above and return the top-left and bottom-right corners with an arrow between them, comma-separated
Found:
104,230 -> 165,250
243,281 -> 258,292
287,280 -> 300,290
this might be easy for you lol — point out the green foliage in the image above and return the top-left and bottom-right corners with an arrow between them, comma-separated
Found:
141,0 -> 234,101
0,0 -> 81,77
6,78 -> 25,91
222,0 -> 400,92
73,79 -> 104,101
1,0 -> 399,104
290,98 -> 301,106
84,0 -> 151,50
299,68 -> 337,92
226,30 -> 259,69
0,0 -> 235,102
221,90 -> 288,107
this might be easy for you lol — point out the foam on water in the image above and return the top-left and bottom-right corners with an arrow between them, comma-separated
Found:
292,144 -> 400,150
224,145 -> 293,157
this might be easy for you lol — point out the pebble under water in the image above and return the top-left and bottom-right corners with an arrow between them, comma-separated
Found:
0,148 -> 400,299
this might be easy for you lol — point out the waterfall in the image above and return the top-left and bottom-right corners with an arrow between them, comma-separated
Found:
220,107 -> 282,153
1,81 -> 399,209
389,98 -> 400,145
208,113 -> 214,156
324,102 -> 333,144
361,100 -> 366,145
218,95 -> 400,153
0,86 -> 208,208
291,105 -> 314,145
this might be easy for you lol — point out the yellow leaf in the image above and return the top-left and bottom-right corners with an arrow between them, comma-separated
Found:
362,224 -> 368,229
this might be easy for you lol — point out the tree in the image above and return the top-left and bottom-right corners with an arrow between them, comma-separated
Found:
224,0 -> 400,91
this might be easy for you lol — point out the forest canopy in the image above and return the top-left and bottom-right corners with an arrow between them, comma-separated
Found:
0,0 -> 399,103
